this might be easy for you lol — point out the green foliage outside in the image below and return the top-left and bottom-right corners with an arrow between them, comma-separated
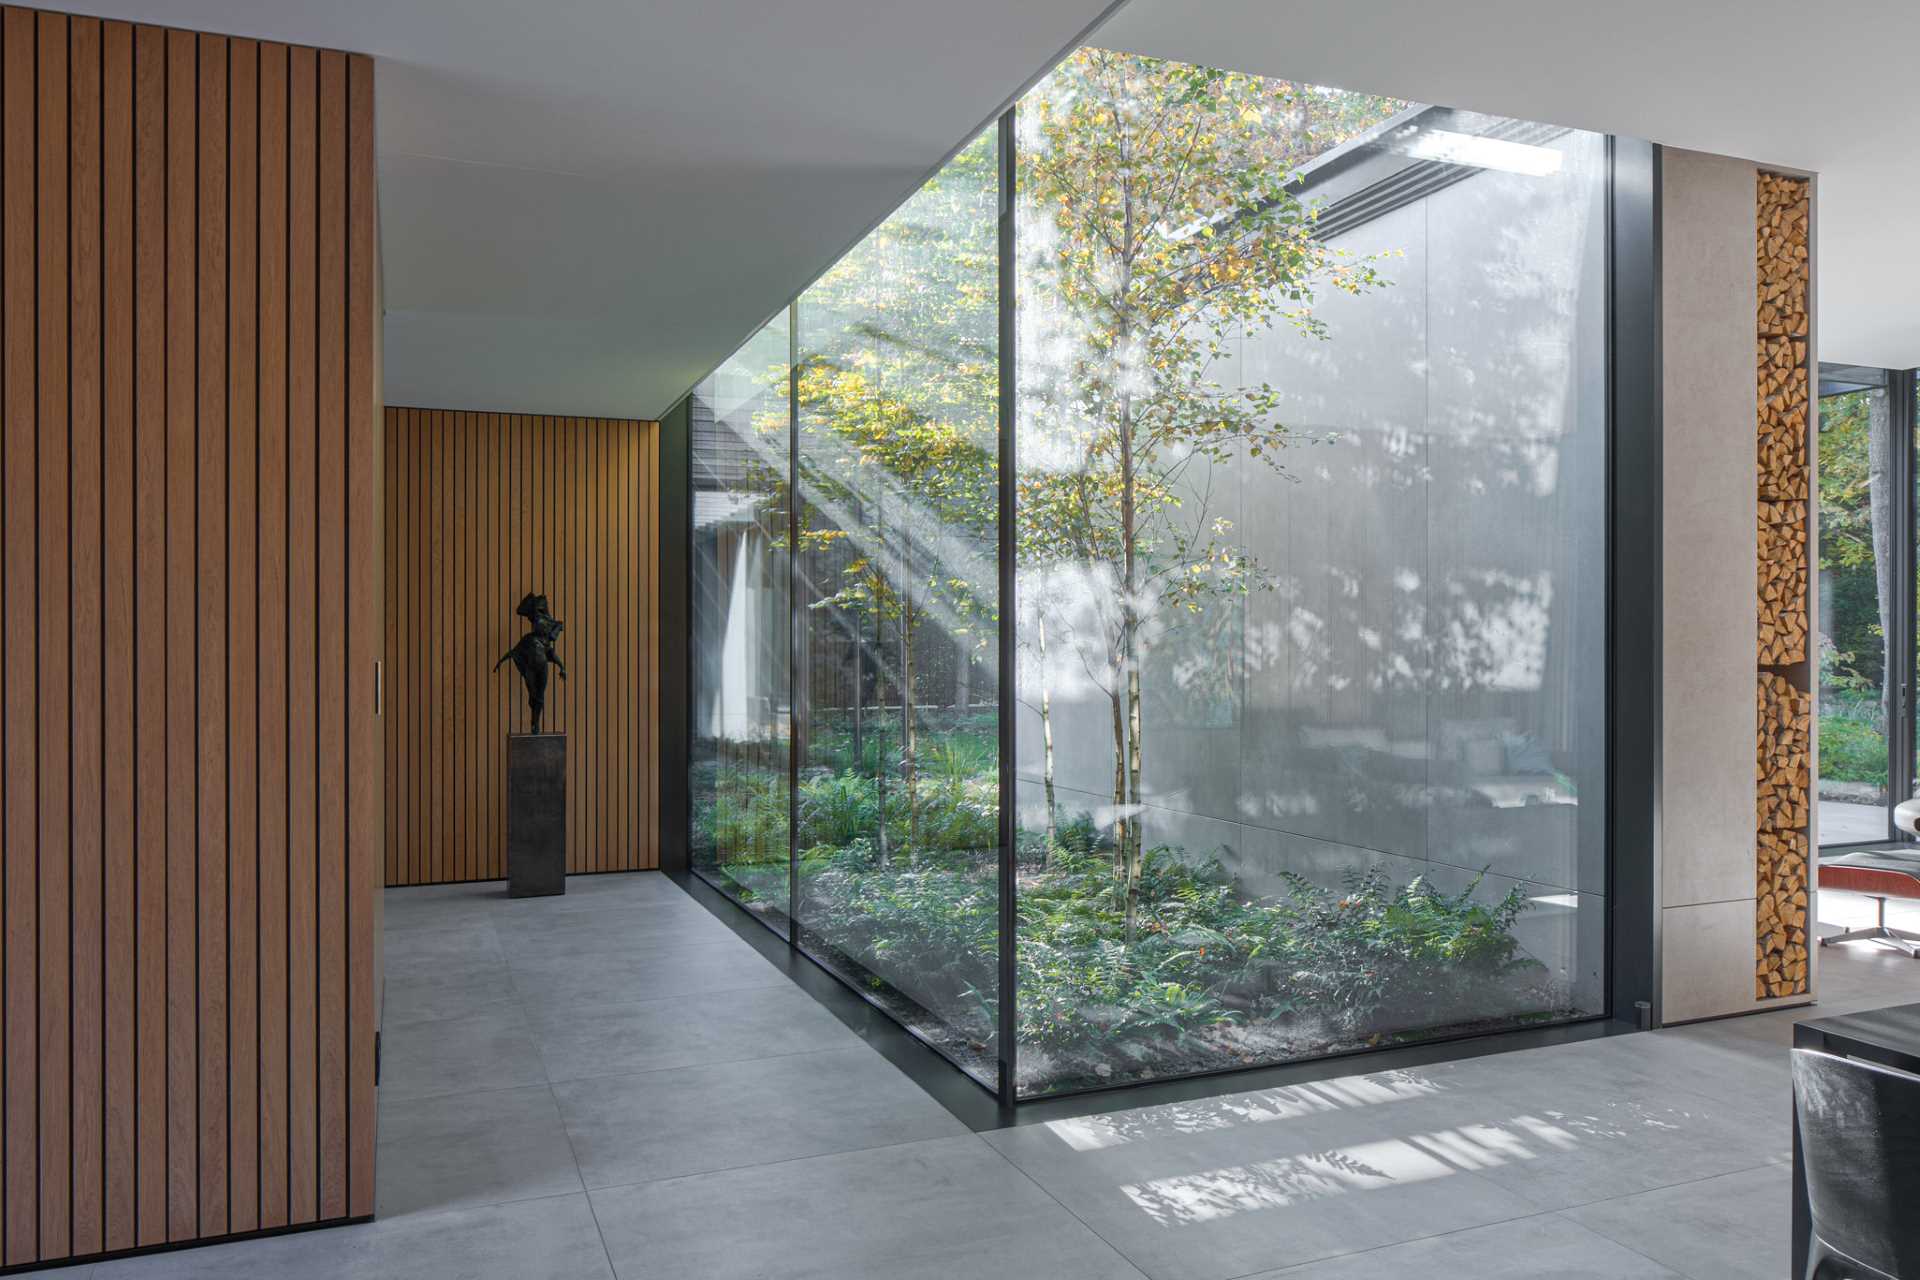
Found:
1818,389 -> 1885,694
1017,51 -> 1406,933
694,49 -> 1565,1091
1819,701 -> 1886,786
697,749 -> 1551,1091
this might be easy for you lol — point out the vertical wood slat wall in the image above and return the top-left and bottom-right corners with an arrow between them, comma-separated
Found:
0,10 -> 381,1266
384,408 -> 659,885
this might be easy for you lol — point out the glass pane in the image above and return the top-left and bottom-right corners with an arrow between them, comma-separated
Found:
1013,49 -> 1608,1095
1815,383 -> 1891,845
689,316 -> 793,932
790,129 -> 1001,1085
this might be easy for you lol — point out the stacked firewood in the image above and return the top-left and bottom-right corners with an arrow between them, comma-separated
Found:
1757,827 -> 1809,997
1757,499 -> 1808,665
1756,335 -> 1809,501
1755,672 -> 1810,997
1753,170 -> 1813,1001
1757,172 -> 1810,504
1756,672 -> 1810,830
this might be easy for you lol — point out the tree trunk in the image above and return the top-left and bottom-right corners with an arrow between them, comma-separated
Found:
1118,391 -> 1142,942
902,586 -> 920,865
954,631 -> 972,716
1113,114 -> 1143,940
1038,612 -> 1058,850
1126,659 -> 1144,930
1869,389 -> 1894,762
1109,685 -> 1129,890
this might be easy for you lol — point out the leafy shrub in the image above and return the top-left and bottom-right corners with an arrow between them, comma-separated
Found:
698,752 -> 1554,1088
1821,710 -> 1887,786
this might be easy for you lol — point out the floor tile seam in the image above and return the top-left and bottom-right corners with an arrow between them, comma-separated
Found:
503,955 -> 787,990
566,1122 -> 985,1195
369,1189 -> 600,1236
581,1131 -> 1000,1200
381,999 -> 527,1035
383,958 -> 515,981
381,923 -> 493,938
531,1037 -> 875,1088
977,1135 -> 1157,1280
545,1041 -> 944,1094
1544,1206 -> 1703,1279
487,917 -> 733,936
541,1079 -> 599,1216
378,1075 -> 560,1109
985,1119 -> 1572,1216
1541,1158 -> 1787,1215
495,933 -> 755,962
1204,1205 -> 1564,1280
507,976 -> 803,1018
376,1178 -> 602,1227
578,1185 -> 625,1280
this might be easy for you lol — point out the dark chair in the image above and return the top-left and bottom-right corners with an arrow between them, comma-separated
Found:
1793,1048 -> 1920,1279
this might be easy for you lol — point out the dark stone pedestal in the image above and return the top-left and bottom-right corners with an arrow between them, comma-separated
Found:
507,732 -> 566,897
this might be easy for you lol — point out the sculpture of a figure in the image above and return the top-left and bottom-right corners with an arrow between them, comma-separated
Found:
495,592 -> 568,733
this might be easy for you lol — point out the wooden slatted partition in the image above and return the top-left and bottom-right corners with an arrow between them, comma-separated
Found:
0,10 -> 381,1266
384,408 -> 660,885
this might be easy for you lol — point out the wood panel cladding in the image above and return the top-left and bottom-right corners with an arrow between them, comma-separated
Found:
1754,170 -> 1812,1001
384,408 -> 660,885
0,11 -> 380,1266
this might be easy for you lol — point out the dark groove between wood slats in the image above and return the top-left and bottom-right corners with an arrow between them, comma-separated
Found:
0,9 -> 379,1265
382,408 -> 658,885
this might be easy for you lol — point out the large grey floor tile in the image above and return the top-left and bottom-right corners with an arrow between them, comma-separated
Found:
383,961 -> 521,1028
383,919 -> 506,970
1559,1023 -> 1792,1103
591,1135 -> 1147,1280
554,1046 -> 965,1187
527,983 -> 856,1081
380,1004 -> 549,1100
508,938 -> 786,1007
91,1194 -> 613,1279
376,1084 -> 584,1218
987,1097 -> 1541,1280
493,870 -> 693,914
1251,1212 -> 1681,1278
1392,1051 -> 1788,1212
383,880 -> 516,932
493,902 -> 736,963
1561,1163 -> 1789,1280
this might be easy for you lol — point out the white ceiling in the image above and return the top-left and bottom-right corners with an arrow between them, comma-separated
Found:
58,0 -> 1122,418
1100,0 -> 1920,370
54,0 -> 1920,415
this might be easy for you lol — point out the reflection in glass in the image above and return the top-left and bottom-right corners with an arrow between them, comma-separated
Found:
790,129 -> 1001,1084
1815,380 -> 1892,845
682,46 -> 1618,1100
1012,50 -> 1608,1095
690,317 -> 793,931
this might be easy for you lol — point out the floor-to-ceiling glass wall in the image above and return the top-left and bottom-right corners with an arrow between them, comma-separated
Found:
1816,366 -> 1895,846
689,317 -> 793,931
789,127 -> 1002,1085
685,47 -> 1615,1100
1010,52 -> 1609,1095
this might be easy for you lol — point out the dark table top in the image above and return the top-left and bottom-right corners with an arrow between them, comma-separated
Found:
1795,1001 -> 1920,1067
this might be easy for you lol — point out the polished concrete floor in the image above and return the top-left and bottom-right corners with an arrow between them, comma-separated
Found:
49,874 -> 1920,1279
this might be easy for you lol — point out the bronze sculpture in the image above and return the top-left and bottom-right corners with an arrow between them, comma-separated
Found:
495,592 -> 568,733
